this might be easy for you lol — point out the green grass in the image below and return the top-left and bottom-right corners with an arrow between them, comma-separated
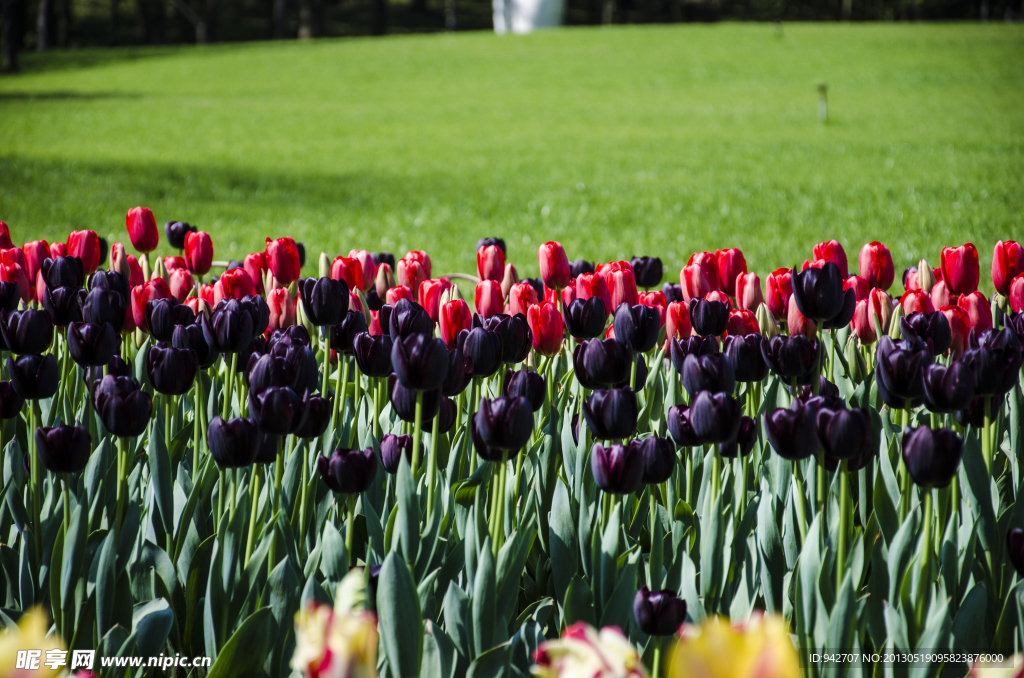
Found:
1,23 -> 1022,284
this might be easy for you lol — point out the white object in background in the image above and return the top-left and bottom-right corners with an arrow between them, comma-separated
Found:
493,0 -> 563,34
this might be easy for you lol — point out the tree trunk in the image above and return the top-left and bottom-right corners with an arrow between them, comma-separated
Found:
109,0 -> 118,44
37,0 -> 51,50
56,0 -> 70,46
601,0 -> 613,23
444,0 -> 454,29
272,0 -> 286,38
2,0 -> 23,71
371,0 -> 387,33
298,0 -> 310,37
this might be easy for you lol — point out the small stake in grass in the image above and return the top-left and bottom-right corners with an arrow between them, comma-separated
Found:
818,83 -> 829,123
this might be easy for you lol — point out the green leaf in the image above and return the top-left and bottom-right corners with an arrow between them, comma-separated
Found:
379,552 -> 423,678
95,528 -> 118,637
396,456 -> 421,570
205,607 -> 274,678
132,598 -> 174,657
562,575 -> 596,628
466,642 -> 510,678
319,520 -> 347,585
472,541 -> 496,656
148,414 -> 175,543
443,581 -> 471,661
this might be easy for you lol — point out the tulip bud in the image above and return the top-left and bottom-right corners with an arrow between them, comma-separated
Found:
379,433 -> 416,474
317,447 -> 377,494
887,304 -> 905,340
500,263 -> 519,299
917,259 -> 935,292
36,423 -> 93,474
375,263 -> 395,300
902,425 -> 962,488
126,207 -> 159,254
151,256 -> 169,285
633,586 -> 687,637
582,387 -> 638,440
316,251 -> 331,279
845,335 -> 867,383
590,441 -> 644,494
755,303 -> 778,339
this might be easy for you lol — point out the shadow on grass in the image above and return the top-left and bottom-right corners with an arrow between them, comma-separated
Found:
5,45 -> 223,76
0,91 -> 141,101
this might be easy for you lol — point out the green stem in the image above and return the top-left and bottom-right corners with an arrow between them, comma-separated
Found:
222,353 -> 237,420
710,445 -> 720,507
982,395 -> 993,473
229,468 -> 238,520
836,460 -> 850,598
494,451 -> 508,557
792,461 -> 809,548
411,390 -> 425,476
373,377 -> 382,441
268,435 -> 284,577
350,365 -> 362,446
649,489 -> 662,589
164,396 -> 172,459
115,435 -> 127,531
630,356 -> 637,391
193,377 -> 203,483
244,465 -> 261,567
426,412 -> 440,515
62,474 -> 71,532
298,440 -> 310,552
652,639 -> 662,678
916,489 -> 933,630
345,494 -> 356,567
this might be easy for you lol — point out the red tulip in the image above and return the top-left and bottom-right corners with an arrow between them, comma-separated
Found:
735,272 -> 763,312
475,280 -> 504,318
0,262 -> 31,303
265,237 -> 302,286
715,248 -> 747,297
899,289 -> 935,315
680,262 -> 713,304
666,301 -> 692,341
34,270 -> 47,305
940,243 -> 979,296
200,284 -> 216,307
787,295 -> 816,340
439,299 -> 472,349
22,240 -> 49,282
126,207 -> 159,254
867,288 -> 894,336
185,296 -> 213,320
940,305 -> 971,357
477,245 -> 505,282
509,281 -> 539,317
539,241 -> 571,290
686,252 -> 720,291
560,283 -> 577,307
904,266 -> 943,292
268,287 -> 296,330
639,291 -> 667,327
541,285 -> 558,305
501,263 -> 519,298
843,275 -> 870,302
67,230 -> 101,274
348,250 -> 376,291
404,251 -> 432,279
220,267 -> 256,301
813,240 -> 849,278
169,268 -> 195,302
163,255 -> 186,272
705,290 -> 732,310
396,257 -> 426,293
992,240 -> 1024,297
726,309 -> 759,336
349,290 -> 363,313
386,285 -> 415,305
852,299 -> 876,344
49,242 -> 67,258
244,252 -> 268,295
528,301 -> 563,356
0,222 -> 12,249
331,256 -> 364,292
184,231 -> 214,276
1010,273 -> 1024,313
131,278 -> 173,333
765,267 -> 792,321
212,281 -> 226,306
573,273 -> 613,314
418,278 -> 452,323
858,241 -> 894,291
606,267 -> 638,311
802,258 -> 829,270
375,263 -> 396,298
958,291 -> 992,334
369,310 -> 385,336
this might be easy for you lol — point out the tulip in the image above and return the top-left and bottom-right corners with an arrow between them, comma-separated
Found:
684,252 -> 719,290
387,298 -> 431,340
266,287 -> 295,331
42,285 -> 84,328
247,352 -> 302,393
722,334 -> 768,383
351,332 -> 392,378
536,241 -> 570,290
34,424 -> 91,475
604,267 -> 639,310
262,237 -> 301,286
238,251 -> 265,295
582,388 -> 638,440
571,272 -> 614,314
143,298 -> 192,342
734,272 -> 763,312
217,267 -> 255,301
436,345 -> 470,397
436,298 -> 470,349
206,416 -> 260,468
590,441 -> 644,494
42,255 -> 85,289
338,250 -> 371,291
764,404 -> 817,460
1009,273 -> 1024,314
858,241 -> 894,291
823,289 -> 856,332
164,221 -> 195,249
374,262 -> 396,300
468,244 -> 504,284
383,285 -> 413,307
392,333 -> 449,391
940,243 -> 980,296
507,281 -> 537,318
171,323 -> 218,369
1,309 -> 53,355
665,405 -> 700,447
570,259 -> 595,278
689,298 -> 728,337
899,289 -> 935,316
681,353 -> 735,398
875,335 -> 931,407
842,275 -> 868,303
297,277 -> 348,328
630,256 -> 663,289
564,297 -> 607,340
329,256 -> 363,294
718,414 -> 756,459
680,263 -> 713,304
937,304 -> 971,358
1008,312 -> 1024,347
583,338 -> 633,387
375,433 -> 415,474
813,240 -> 849,278
249,385 -> 309,435
902,425 -> 962,488
962,328 -> 1024,396
813,407 -> 871,462
317,447 -> 377,494
1002,529 -> 1024,582
126,207 -> 159,253
791,261 -> 844,321
638,291 -> 667,326
6,353 -> 57,401
669,335 -> 719,374
765,267 -> 792,321
66,321 -> 118,367
920,361 -> 975,414
175,231 -> 212,278
665,301 -> 691,342
83,286 -> 127,336
146,345 -> 198,396
293,395 -> 332,440
484,313 -> 532,364
0,257 -> 30,305
203,301 -> 255,354
532,622 -> 645,678
901,311 -> 952,356
634,586 -> 687,638
0,280 -> 19,315
94,375 -> 152,437
990,240 -> 1024,297
474,396 -> 534,451
451,327 -> 497,379
528,302 -> 564,356
688,390 -> 741,444
761,334 -> 819,383
639,435 -> 675,484
21,240 -> 48,283
864,288 -> 894,338
396,257 -> 427,294
725,309 -> 759,337
163,267 -> 191,303
328,310 -> 366,355
669,613 -> 801,678
388,374 -> 439,421
714,248 -> 746,297
958,291 -> 992,334
472,279 -> 503,319
129,278 -> 172,333
0,222 -> 11,249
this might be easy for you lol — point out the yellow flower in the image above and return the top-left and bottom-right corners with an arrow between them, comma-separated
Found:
531,622 -> 649,678
292,569 -> 378,678
0,607 -> 66,678
667,613 -> 800,678
968,655 -> 1023,678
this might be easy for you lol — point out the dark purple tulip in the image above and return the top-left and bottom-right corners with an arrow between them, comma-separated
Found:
765,405 -> 818,460
237,295 -> 270,339
392,333 -> 449,391
689,298 -> 729,337
477,237 -> 507,254
681,353 -> 735,397
902,312 -> 952,356
792,377 -> 842,404
470,414 -> 504,462
0,281 -> 20,313
364,285 -> 384,312
317,448 -> 377,494
377,304 -> 393,334
172,323 -> 219,369
475,396 -> 533,451
583,337 -> 633,387
267,342 -> 319,394
145,298 -> 195,342
922,362 -> 975,414
792,262 -> 844,321
84,356 -> 131,402
389,299 -> 433,340
633,587 -> 687,637
237,336 -> 268,376
816,407 -> 872,462
43,286 -> 84,327
961,328 -> 1023,397
248,386 -> 309,435
82,286 -> 126,332
1007,528 -> 1024,577
436,397 -> 457,434
670,335 -> 719,373
299,276 -> 349,327
640,436 -> 675,483
146,345 -> 198,396
666,405 -> 701,447
761,335 -> 820,384
253,432 -> 280,464
42,256 -> 85,289
582,388 -> 639,440
482,313 -> 532,364
207,416 -> 259,468
1007,313 -> 1024,347
570,259 -> 595,278
662,282 -> 683,304
89,269 -> 130,298
441,348 -> 473,397
247,354 -> 299,393
332,310 -> 369,355
613,303 -> 660,353
8,354 -> 59,400
2,309 -> 53,355
389,376 -> 441,423
616,354 -> 648,391
563,297 -> 607,340
719,415 -> 757,459
164,221 -> 196,249
0,381 -> 25,419
294,395 -> 333,439
372,251 -> 396,268
66,322 -> 118,367
723,334 -> 768,383
688,391 -> 741,444
458,327 -> 503,378
630,257 -> 663,289
505,369 -> 546,412
902,426 -> 963,488
296,243 -> 306,267
823,287 -> 856,330
35,425 -> 91,474
203,301 -> 254,354
591,441 -> 644,494
269,325 -> 312,349
572,343 -> 600,390
353,332 -> 393,377
380,433 -> 415,474
876,335 -> 931,407
94,375 -> 153,437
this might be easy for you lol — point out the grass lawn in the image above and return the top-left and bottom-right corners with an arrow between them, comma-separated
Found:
0,23 -> 1022,284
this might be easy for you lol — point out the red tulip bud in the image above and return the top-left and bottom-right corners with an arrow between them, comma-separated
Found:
169,268 -> 195,303
348,249 -> 375,291
899,289 -> 935,316
419,278 -> 452,324
992,240 -> 1024,297
500,263 -> 519,299
958,291 -> 992,334
858,241 -> 895,291
726,309 -> 759,337
852,299 -> 876,344
686,252 -> 719,291
843,275 -> 870,302
396,257 -> 426,293
666,301 -> 692,342
940,243 -> 979,296
638,291 -> 667,327
765,267 -> 792,321
538,241 -> 571,290
477,245 -> 506,282
528,301 -> 563,356
386,285 -> 414,306
734,272 -> 763,311
331,255 -> 364,292
439,299 -> 472,349
715,248 -> 747,297
813,240 -> 849,278
508,281 -> 538,318
375,263 -> 396,299
940,304 -> 972,358
131,278 -> 173,333
787,295 -> 816,340
220,267 -> 256,301
264,237 -> 302,286
1010,273 -> 1024,314
22,240 -> 49,283
867,288 -> 894,336
244,252 -> 268,295
475,280 -> 504,319
184,231 -> 214,276
126,207 -> 159,254
49,242 -> 67,258
67,230 -> 101,274
268,287 -> 296,330
0,222 -> 12,250
404,250 -> 432,279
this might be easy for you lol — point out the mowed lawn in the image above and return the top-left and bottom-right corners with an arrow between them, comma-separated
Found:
0,23 -> 1022,283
